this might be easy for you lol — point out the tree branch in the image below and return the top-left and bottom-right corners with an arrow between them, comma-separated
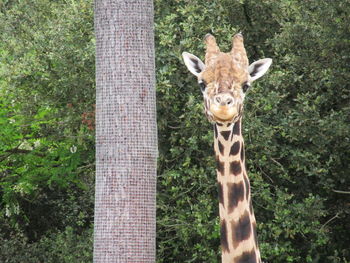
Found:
332,189 -> 350,194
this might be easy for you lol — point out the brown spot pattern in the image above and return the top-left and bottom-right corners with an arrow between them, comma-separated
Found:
229,141 -> 240,156
220,219 -> 230,253
221,130 -> 231,141
240,143 -> 245,161
216,156 -> 225,175
231,211 -> 252,248
243,173 -> 250,200
218,140 -> 224,155
230,161 -> 242,175
218,182 -> 224,205
234,249 -> 257,263
232,120 -> 240,135
227,182 -> 245,213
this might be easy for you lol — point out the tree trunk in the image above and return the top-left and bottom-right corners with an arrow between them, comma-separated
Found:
93,1 -> 157,262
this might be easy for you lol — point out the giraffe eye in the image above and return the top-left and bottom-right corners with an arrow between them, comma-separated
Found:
242,83 -> 250,93
199,81 -> 206,92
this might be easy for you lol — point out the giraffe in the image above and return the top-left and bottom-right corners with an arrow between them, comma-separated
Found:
182,33 -> 272,263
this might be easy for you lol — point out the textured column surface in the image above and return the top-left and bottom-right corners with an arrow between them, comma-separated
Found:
93,1 -> 157,262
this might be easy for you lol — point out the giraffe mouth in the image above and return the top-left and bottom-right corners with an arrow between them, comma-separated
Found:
210,104 -> 238,121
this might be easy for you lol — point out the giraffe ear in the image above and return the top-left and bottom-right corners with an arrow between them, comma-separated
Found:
182,52 -> 205,77
248,58 -> 272,82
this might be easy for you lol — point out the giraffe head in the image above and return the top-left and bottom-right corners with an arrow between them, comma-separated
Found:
182,33 -> 272,124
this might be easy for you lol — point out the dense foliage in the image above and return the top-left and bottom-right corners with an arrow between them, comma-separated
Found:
0,0 -> 349,262
0,0 -> 95,262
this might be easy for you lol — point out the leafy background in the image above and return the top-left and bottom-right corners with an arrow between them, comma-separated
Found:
0,0 -> 349,262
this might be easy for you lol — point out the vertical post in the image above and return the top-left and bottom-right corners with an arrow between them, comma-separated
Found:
94,1 -> 157,262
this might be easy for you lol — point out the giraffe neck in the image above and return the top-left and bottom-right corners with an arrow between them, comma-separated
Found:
214,119 -> 261,263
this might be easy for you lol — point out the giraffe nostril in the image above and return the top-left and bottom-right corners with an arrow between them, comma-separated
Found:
215,95 -> 234,106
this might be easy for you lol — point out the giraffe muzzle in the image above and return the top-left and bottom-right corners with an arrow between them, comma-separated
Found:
210,93 -> 238,121
210,104 -> 238,121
